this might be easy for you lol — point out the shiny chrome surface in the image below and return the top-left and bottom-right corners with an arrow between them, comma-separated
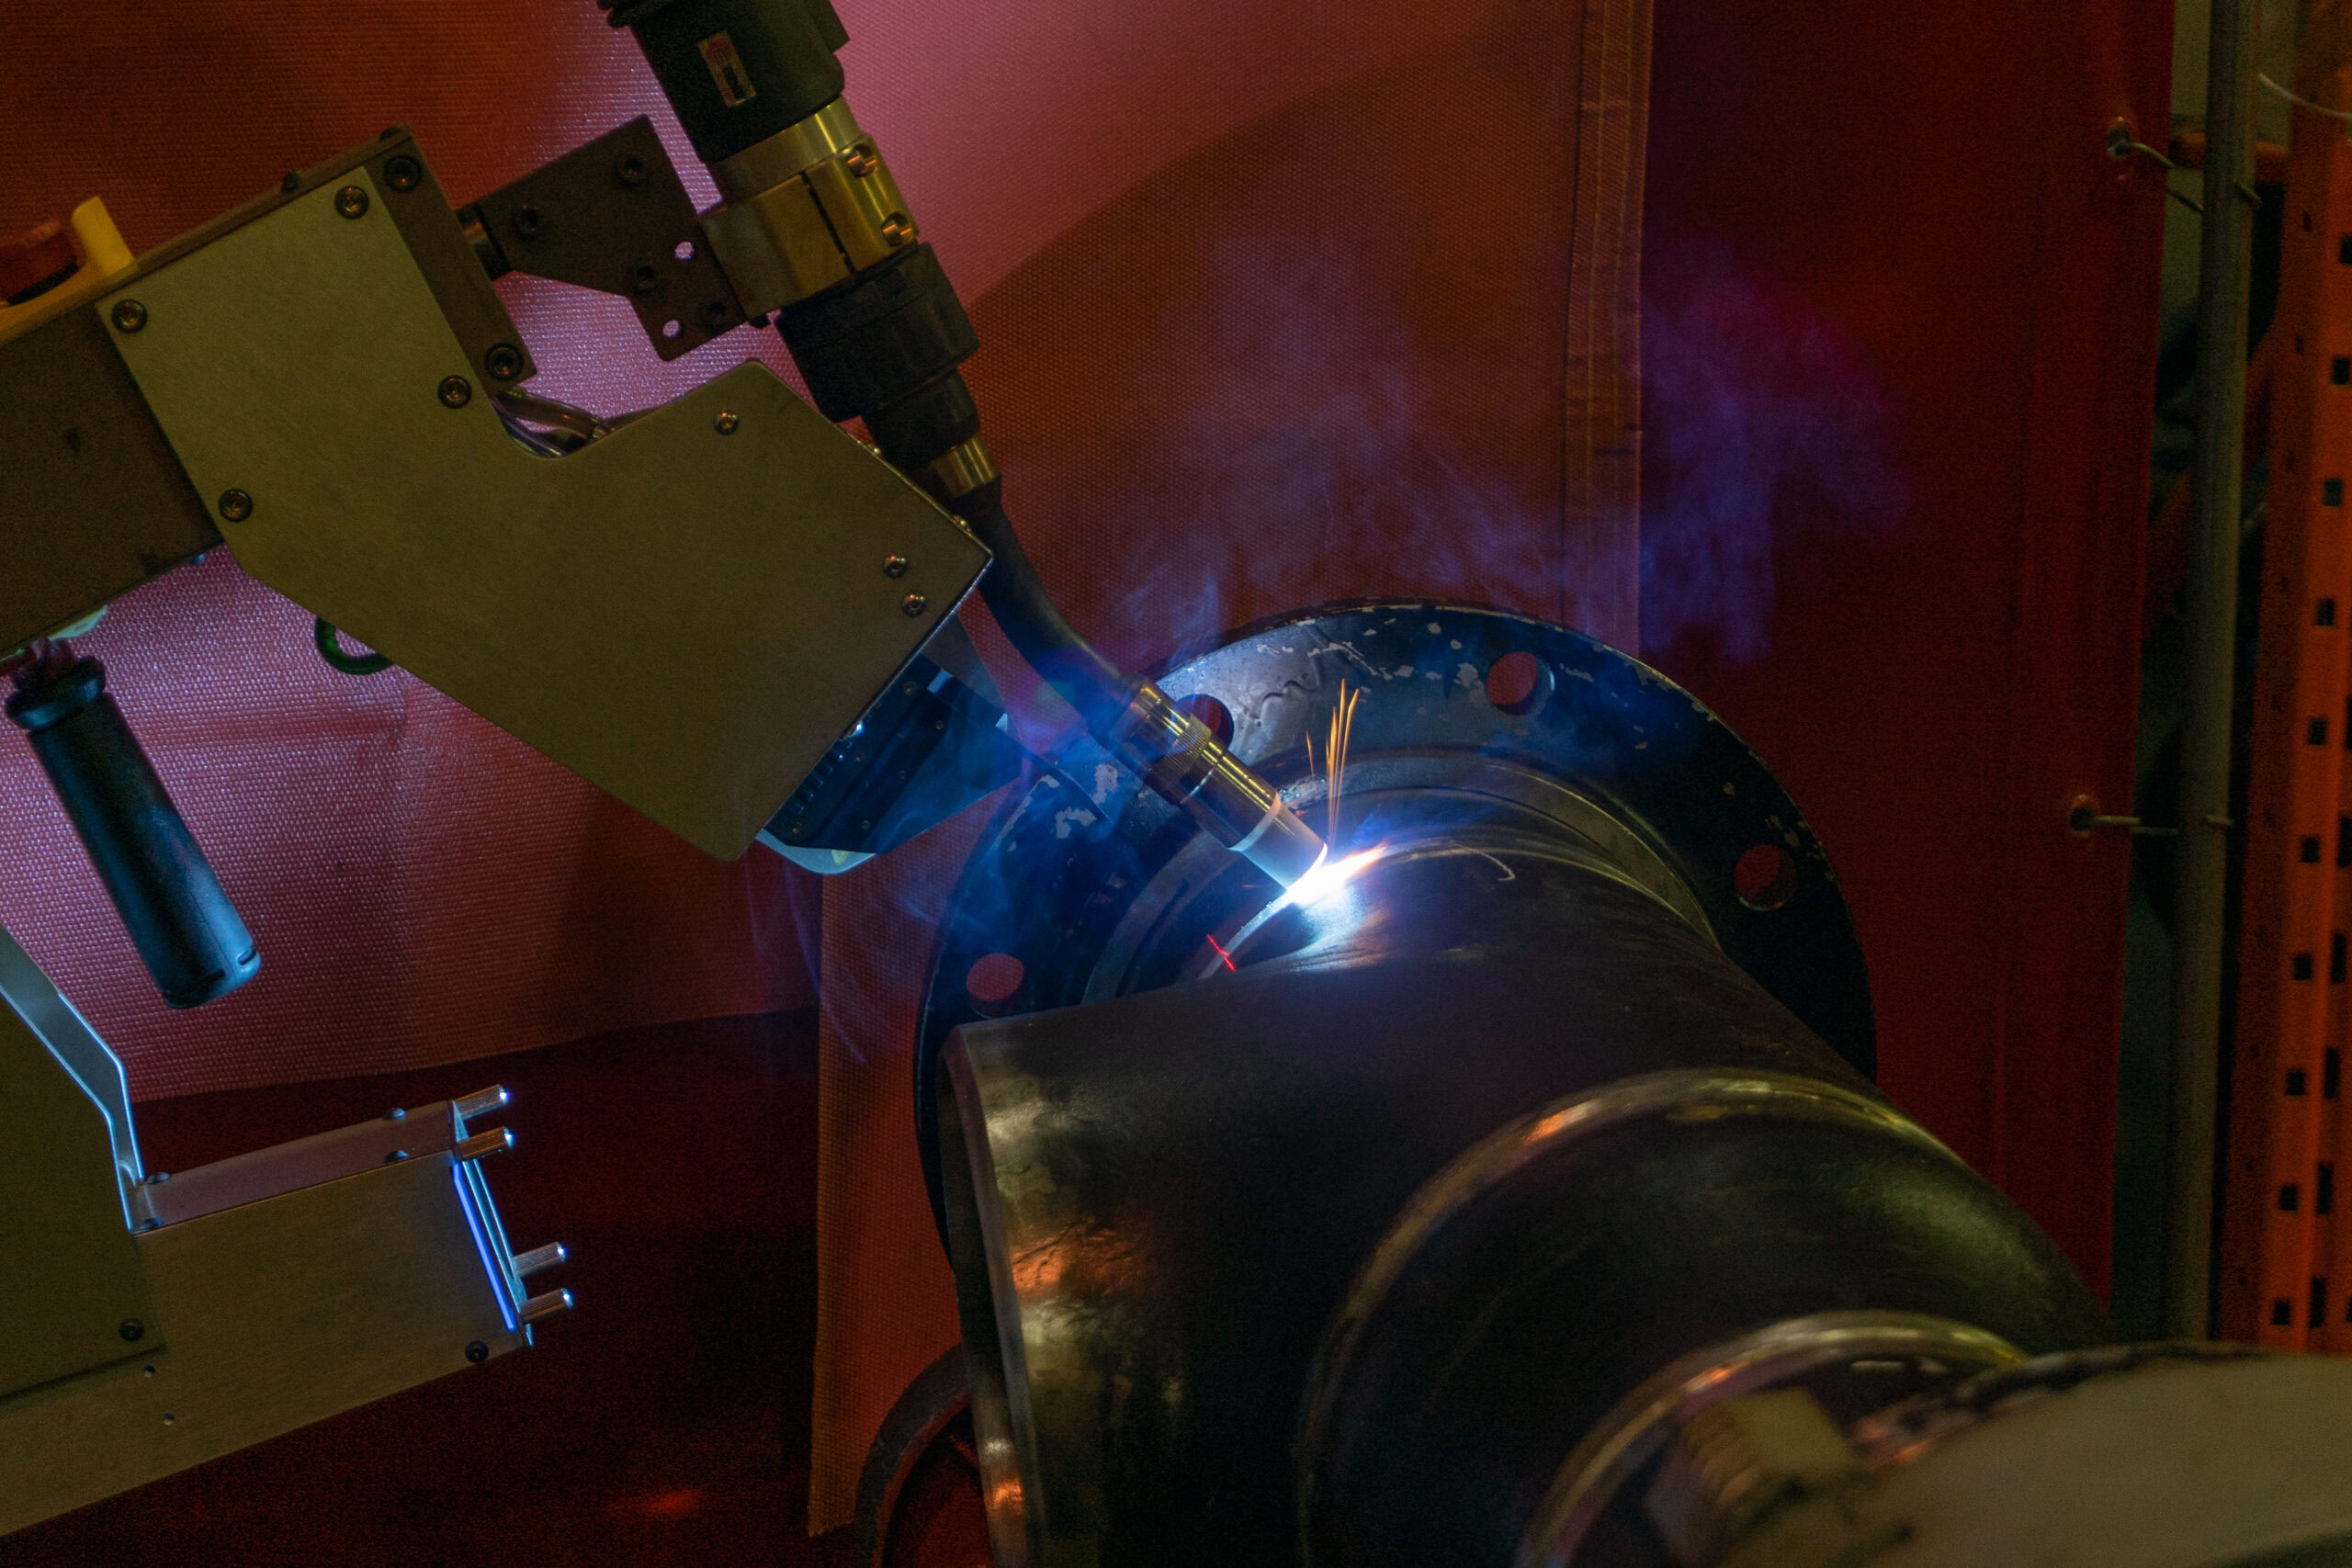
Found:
0,1150 -> 526,1534
1725,1350 -> 2352,1568
1517,1312 -> 2022,1568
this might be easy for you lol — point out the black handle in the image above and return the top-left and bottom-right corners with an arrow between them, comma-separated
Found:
7,649 -> 258,1009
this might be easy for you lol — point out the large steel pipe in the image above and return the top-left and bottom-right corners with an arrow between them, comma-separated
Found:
935,809 -> 2105,1568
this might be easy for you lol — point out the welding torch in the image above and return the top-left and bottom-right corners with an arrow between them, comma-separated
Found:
602,0 -> 1328,886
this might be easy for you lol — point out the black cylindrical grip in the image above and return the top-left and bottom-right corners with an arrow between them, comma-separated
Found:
773,243 -> 978,423
7,658 -> 258,1009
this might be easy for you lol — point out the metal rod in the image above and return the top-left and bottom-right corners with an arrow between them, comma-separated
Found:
2164,0 -> 2259,1340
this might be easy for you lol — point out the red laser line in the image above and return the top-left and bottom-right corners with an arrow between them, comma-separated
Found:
1204,933 -> 1238,972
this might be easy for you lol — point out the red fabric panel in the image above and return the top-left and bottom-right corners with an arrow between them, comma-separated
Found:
1641,0 -> 2167,1290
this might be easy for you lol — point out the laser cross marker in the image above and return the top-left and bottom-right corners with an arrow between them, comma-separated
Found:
605,0 -> 1329,886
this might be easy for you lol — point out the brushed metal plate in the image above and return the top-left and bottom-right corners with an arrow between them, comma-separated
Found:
101,178 -> 987,858
0,1153 -> 522,1535
0,972 -> 153,1402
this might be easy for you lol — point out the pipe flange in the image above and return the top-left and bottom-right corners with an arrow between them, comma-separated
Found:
916,601 -> 1876,1233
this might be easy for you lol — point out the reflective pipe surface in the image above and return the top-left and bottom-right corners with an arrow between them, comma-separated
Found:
937,806 -> 2103,1567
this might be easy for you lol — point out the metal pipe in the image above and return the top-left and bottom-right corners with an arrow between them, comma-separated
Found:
938,813 -> 2107,1567
2165,0 -> 2258,1340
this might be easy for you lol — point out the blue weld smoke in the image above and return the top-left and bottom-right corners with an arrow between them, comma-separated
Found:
1639,242 -> 1908,664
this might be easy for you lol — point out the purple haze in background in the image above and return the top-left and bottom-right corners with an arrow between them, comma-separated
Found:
1639,242 -> 1910,664
1084,232 -> 1573,670
1073,235 -> 1907,673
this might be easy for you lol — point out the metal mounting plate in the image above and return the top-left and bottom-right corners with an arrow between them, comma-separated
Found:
469,117 -> 745,359
102,177 -> 987,859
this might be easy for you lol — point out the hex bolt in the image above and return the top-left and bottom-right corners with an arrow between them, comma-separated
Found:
383,154 -> 423,192
438,376 -> 472,409
334,184 -> 369,220
880,212 -> 915,247
465,1340 -> 490,1364
110,299 -> 146,333
901,592 -> 929,617
614,152 -> 647,187
883,555 -> 910,578
483,343 -> 524,382
118,1319 -> 144,1343
713,411 -> 740,435
216,489 -> 253,522
512,206 -> 543,243
628,261 -> 660,297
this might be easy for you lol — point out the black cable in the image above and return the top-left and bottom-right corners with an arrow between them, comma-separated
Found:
949,481 -> 1136,739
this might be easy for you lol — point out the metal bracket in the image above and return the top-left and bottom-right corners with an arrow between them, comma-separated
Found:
463,118 -> 746,360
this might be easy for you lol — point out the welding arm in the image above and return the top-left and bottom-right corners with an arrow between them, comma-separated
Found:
603,0 -> 1327,886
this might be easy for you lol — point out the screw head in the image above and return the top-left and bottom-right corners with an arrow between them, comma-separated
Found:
216,489 -> 253,522
713,411 -> 740,435
119,1319 -> 144,1343
334,184 -> 370,220
438,376 -> 473,409
700,299 -> 733,331
880,212 -> 915,247
628,261 -> 660,297
383,154 -> 423,192
883,555 -> 910,578
901,592 -> 929,617
110,299 -> 146,333
484,343 -> 524,382
512,206 -> 542,243
465,1340 -> 490,1364
279,171 -> 302,194
844,144 -> 878,178
614,152 -> 647,187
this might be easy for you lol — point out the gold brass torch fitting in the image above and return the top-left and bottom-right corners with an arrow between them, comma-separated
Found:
1116,683 -> 1327,887
699,98 -> 921,317
921,436 -> 1000,503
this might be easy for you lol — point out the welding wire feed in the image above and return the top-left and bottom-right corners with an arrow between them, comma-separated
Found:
952,488 -> 1136,736
946,487 -> 1325,883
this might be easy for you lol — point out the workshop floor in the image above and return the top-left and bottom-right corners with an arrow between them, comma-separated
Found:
5,1010 -> 842,1568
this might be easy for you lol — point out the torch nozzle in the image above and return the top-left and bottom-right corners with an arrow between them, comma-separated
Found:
1116,683 -> 1328,887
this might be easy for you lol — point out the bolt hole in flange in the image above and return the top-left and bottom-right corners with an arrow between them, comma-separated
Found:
1485,649 -> 1554,717
1734,842 -> 1798,911
1177,693 -> 1236,748
965,953 -> 1027,1017
915,603 -> 1881,1235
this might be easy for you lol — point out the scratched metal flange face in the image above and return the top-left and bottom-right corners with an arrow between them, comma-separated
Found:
915,601 -> 1875,1224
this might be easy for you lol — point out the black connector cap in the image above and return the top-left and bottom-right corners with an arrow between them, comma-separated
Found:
7,655 -> 258,1009
603,0 -> 850,165
774,243 -> 978,423
865,372 -> 981,469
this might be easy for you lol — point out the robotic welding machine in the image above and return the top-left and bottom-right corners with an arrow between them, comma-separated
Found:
4,2 -> 2352,1564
